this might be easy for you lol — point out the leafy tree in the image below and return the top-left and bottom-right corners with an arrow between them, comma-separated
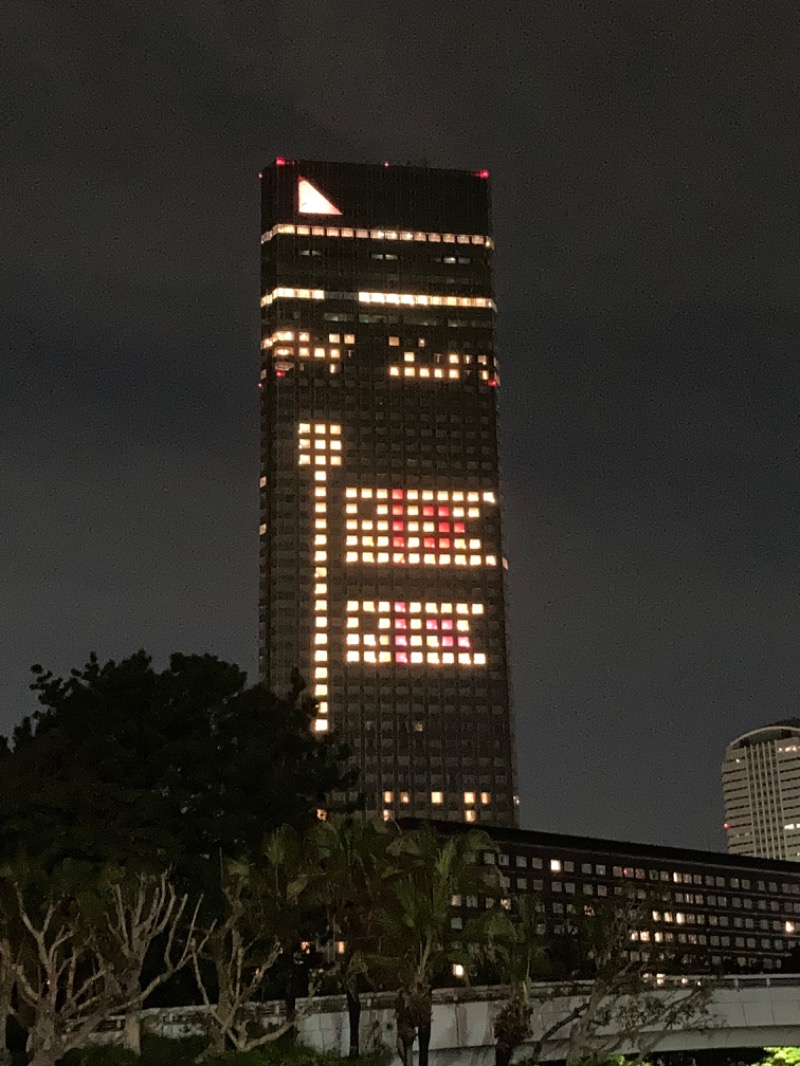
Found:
361,825 -> 500,1066
527,891 -> 712,1066
0,652 -> 355,877
753,1052 -> 800,1066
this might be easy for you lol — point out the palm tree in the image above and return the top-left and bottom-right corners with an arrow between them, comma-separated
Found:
482,897 -> 548,1066
307,816 -> 396,1058
363,824 -> 500,1066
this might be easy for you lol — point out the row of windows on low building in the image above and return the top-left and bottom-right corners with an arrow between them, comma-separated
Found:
483,852 -> 800,895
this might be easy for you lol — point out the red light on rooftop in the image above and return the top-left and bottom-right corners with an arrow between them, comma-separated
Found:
383,160 -> 390,167
258,172 -> 263,179
276,369 -> 286,377
477,169 -> 489,179
487,378 -> 498,387
275,157 -> 286,166
723,822 -> 729,830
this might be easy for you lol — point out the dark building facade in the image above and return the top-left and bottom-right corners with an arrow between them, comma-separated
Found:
259,159 -> 517,825
437,822 -> 800,974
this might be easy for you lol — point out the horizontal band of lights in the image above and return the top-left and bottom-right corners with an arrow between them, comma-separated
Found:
298,422 -> 342,732
262,287 -> 324,307
275,345 -> 341,361
388,350 -> 496,384
262,329 -> 356,350
261,289 -> 496,311
382,790 -> 492,806
262,223 -> 493,248
345,600 -> 486,666
344,487 -> 497,567
358,292 -> 495,310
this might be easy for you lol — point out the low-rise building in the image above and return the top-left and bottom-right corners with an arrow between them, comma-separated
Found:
412,820 -> 800,973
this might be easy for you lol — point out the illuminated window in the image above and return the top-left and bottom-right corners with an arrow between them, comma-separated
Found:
431,792 -> 444,805
464,791 -> 476,805
550,859 -> 562,873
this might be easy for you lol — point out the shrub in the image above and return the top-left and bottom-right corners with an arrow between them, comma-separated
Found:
200,1045 -> 390,1066
59,1037 -> 390,1066
61,1048 -> 139,1066
139,1034 -> 209,1065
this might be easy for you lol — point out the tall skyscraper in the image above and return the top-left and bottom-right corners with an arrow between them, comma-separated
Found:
259,160 -> 518,826
722,721 -> 800,861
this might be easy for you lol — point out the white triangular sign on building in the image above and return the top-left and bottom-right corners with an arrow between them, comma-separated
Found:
298,177 -> 342,216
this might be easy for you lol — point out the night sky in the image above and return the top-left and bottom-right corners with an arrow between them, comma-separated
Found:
3,1 -> 799,852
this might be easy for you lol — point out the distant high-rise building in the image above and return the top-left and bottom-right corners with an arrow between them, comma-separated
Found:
722,721 -> 800,861
259,159 -> 518,826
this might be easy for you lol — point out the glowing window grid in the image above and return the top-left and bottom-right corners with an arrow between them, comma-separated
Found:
297,422 -> 342,732
345,600 -> 486,666
344,488 -> 498,567
261,223 -> 493,248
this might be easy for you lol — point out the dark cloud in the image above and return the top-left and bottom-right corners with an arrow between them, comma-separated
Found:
2,0 -> 799,849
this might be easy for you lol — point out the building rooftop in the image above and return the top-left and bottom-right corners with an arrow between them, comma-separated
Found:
403,818 -> 800,877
